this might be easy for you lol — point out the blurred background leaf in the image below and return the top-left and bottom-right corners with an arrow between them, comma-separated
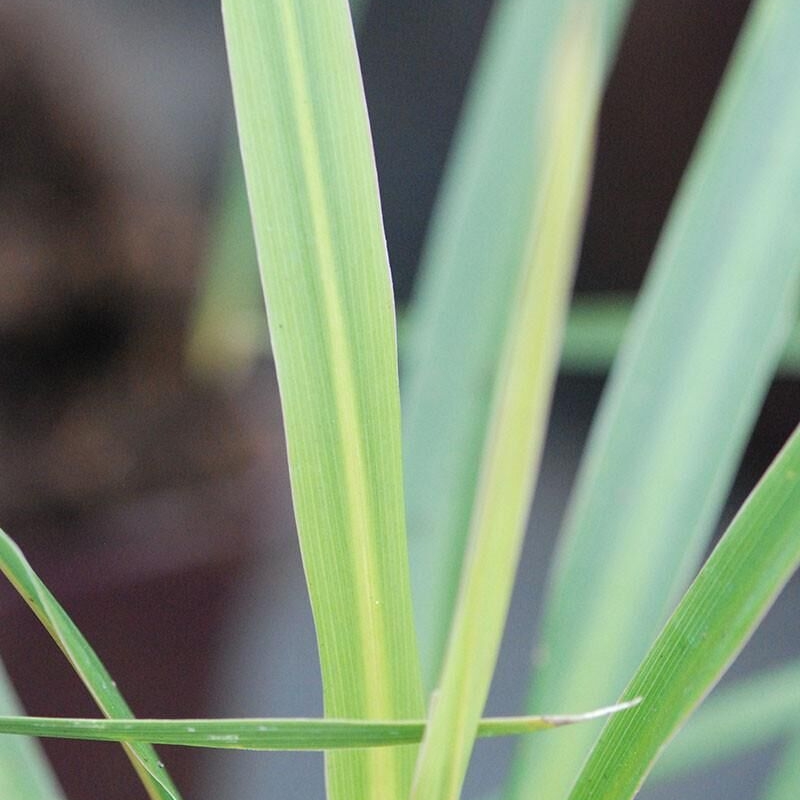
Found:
0,664 -> 65,800
652,659 -> 800,782
505,0 -> 800,795
409,9 -> 603,797
400,0 -> 634,695
568,423 -> 800,800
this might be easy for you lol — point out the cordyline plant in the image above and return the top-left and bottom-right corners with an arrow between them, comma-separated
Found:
1,0 -> 800,799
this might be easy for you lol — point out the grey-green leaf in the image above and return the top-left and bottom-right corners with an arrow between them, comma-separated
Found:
560,296 -> 800,377
402,0 -> 634,692
758,733 -> 800,800
409,8 -> 604,799
507,0 -> 800,795
0,664 -> 66,800
567,423 -> 800,800
0,701 -> 639,752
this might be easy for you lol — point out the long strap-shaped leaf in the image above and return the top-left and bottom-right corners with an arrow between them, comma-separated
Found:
0,529 -> 180,800
409,10 -> 603,800
567,423 -> 800,800
0,664 -> 65,800
221,2 -> 423,798
0,701 -> 637,750
185,0 -> 370,380
507,0 -> 800,796
401,0 -> 633,691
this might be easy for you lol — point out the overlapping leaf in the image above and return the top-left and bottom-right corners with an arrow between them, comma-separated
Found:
0,664 -> 65,800
410,9 -> 603,799
402,0 -> 634,691
568,424 -> 800,800
506,0 -> 800,796
0,700 -> 638,751
0,529 -> 180,800
221,1 -> 423,797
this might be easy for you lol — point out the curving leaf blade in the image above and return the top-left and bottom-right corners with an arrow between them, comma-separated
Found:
0,529 -> 181,800
568,424 -> 800,800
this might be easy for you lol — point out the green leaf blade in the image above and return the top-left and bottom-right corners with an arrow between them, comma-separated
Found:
185,0 -> 369,381
759,733 -> 800,800
0,529 -> 181,800
560,296 -> 800,377
507,0 -> 800,795
568,424 -> 800,800
0,664 -> 66,800
221,1 -> 423,797
0,701 -> 639,751
409,11 -> 604,799
402,0 -> 634,693
185,144 -> 264,379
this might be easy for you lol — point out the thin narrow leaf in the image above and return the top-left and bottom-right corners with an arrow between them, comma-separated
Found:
0,664 -> 65,800
185,0 -> 369,379
567,424 -> 800,800
0,529 -> 181,800
561,296 -> 800,376
652,660 -> 800,781
402,0 -> 634,693
507,0 -> 800,796
409,12 -> 602,800
0,701 -> 639,751
221,2 -> 423,799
